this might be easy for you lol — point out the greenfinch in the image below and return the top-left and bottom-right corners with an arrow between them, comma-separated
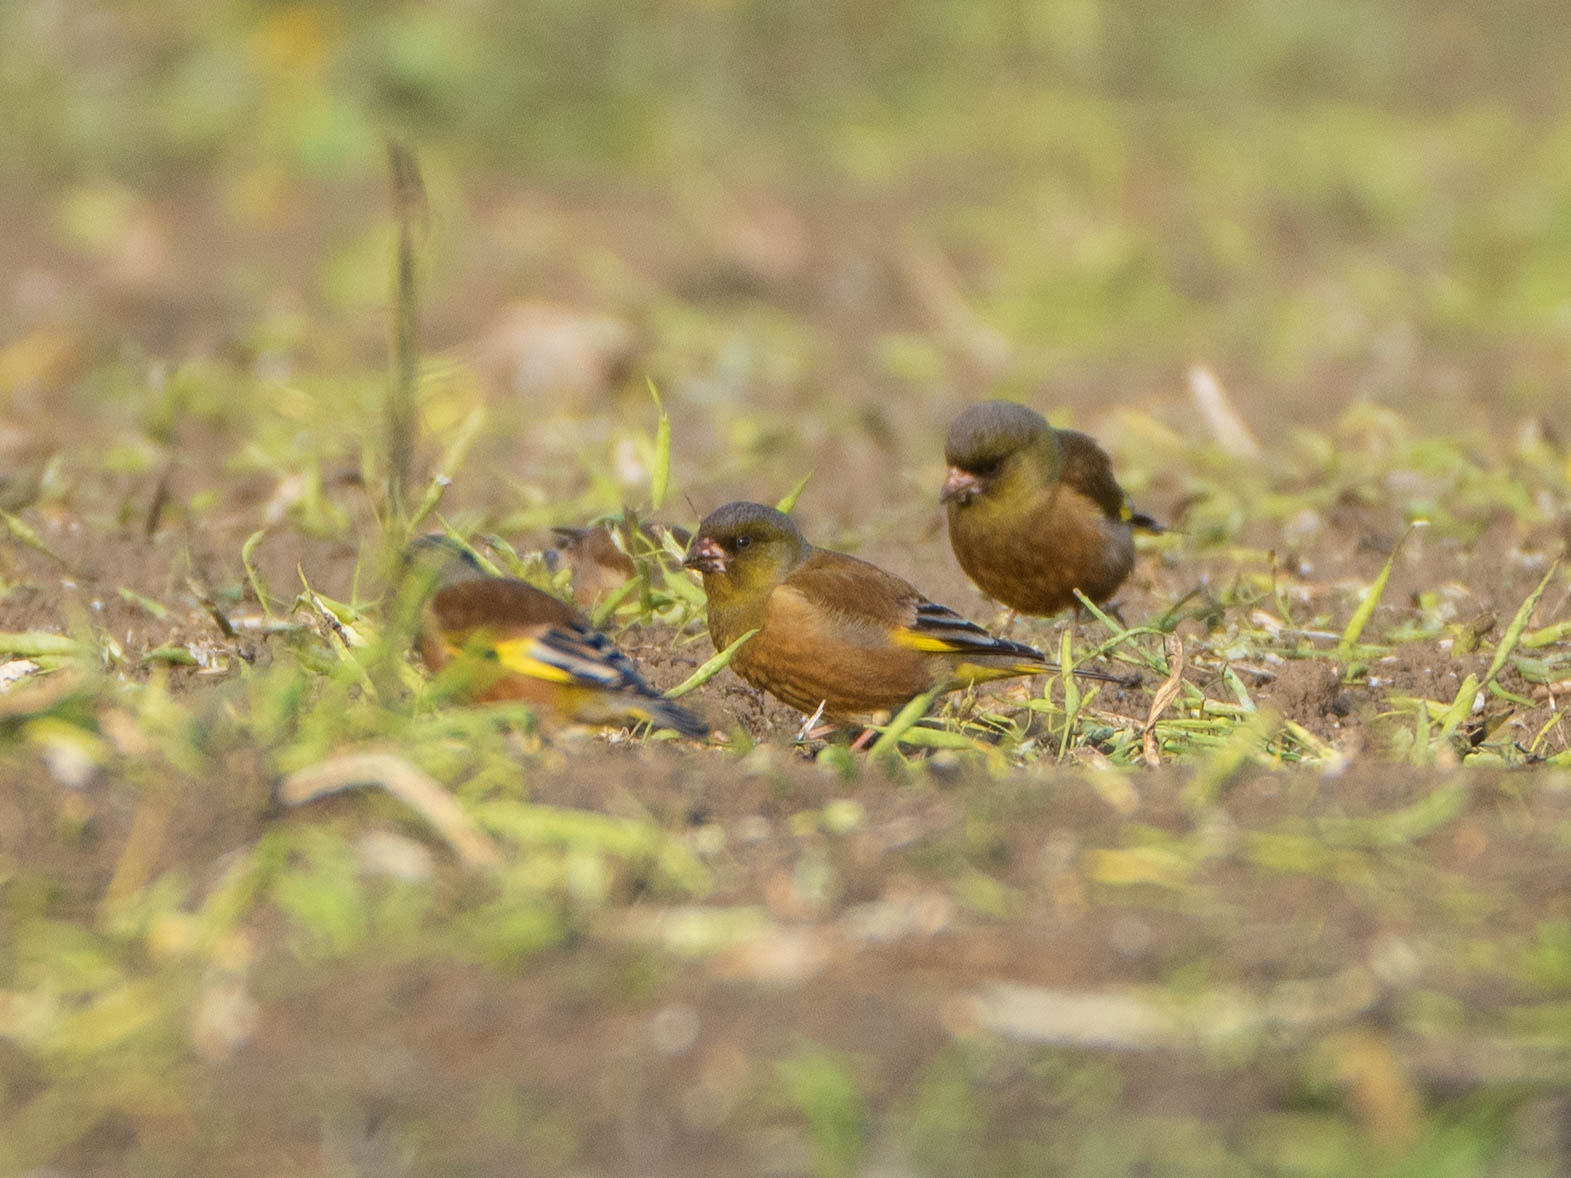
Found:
545,517 -> 691,606
407,535 -> 708,737
682,501 -> 1117,726
941,401 -> 1161,617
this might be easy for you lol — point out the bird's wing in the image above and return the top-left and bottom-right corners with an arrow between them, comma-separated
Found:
429,577 -> 584,632
1127,510 -> 1166,534
782,550 -> 1047,663
1057,430 -> 1136,522
430,578 -> 654,695
496,622 -> 651,693
897,599 -> 1048,663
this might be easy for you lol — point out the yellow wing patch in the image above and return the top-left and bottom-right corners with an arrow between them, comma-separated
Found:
890,627 -> 965,653
491,637 -> 577,683
952,659 -> 1051,686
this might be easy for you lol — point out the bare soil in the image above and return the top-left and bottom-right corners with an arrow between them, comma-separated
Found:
4,181 -> 1571,1174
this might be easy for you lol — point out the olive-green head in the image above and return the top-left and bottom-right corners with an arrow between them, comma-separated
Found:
941,401 -> 1062,507
683,501 -> 811,600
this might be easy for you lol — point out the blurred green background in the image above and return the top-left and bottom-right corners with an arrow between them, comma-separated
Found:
6,8 -> 1571,1175
2,0 -> 1568,435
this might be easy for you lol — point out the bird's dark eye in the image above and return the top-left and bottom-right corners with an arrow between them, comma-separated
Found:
734,535 -> 752,549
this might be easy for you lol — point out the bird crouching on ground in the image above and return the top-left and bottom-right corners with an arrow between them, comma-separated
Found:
404,535 -> 708,737
942,400 -> 1163,618
544,516 -> 691,607
682,501 -> 1122,728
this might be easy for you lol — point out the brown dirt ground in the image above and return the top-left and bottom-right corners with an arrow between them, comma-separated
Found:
4,185 -> 1571,1173
9,732 -> 1571,1174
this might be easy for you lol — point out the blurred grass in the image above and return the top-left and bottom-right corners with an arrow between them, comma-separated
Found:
7,1 -> 1567,183
4,1 -> 1570,428
4,2 -> 1571,1175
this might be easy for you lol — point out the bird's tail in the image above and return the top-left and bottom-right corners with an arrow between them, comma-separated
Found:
617,696 -> 710,738
1129,510 -> 1166,534
955,657 -> 1130,687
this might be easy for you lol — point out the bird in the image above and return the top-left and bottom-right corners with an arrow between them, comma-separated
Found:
941,400 -> 1162,618
544,516 -> 691,606
682,501 -> 1119,726
404,535 -> 708,737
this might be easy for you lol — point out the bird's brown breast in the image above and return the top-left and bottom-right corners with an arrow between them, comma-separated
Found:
716,578 -> 947,723
948,485 -> 1134,616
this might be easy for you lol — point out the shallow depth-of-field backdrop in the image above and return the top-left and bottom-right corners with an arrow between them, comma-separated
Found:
4,2 -> 1571,1174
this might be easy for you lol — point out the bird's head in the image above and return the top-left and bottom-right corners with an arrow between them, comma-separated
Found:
941,400 -> 1061,508
683,501 -> 810,597
403,533 -> 490,590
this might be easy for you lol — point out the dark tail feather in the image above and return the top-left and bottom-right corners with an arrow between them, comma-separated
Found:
1129,511 -> 1166,534
644,698 -> 711,738
1067,663 -> 1137,686
995,658 -> 1135,687
571,692 -> 710,737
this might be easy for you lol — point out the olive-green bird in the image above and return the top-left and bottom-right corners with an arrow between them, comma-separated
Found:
406,535 -> 708,737
682,501 -> 1118,726
941,401 -> 1162,618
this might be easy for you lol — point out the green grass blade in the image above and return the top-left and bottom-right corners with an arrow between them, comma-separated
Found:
404,476 -> 451,538
1436,673 -> 1479,741
867,684 -> 945,764
589,575 -> 641,629
664,628 -> 758,699
0,632 -> 85,657
1522,619 -> 1571,649
1075,590 -> 1168,673
1057,627 -> 1081,758
1182,706 -> 1279,810
884,725 -> 980,750
385,139 -> 426,522
1483,557 -> 1561,689
240,529 -> 272,618
435,524 -> 504,577
116,587 -> 170,621
1,509 -> 67,565
775,470 -> 814,514
1337,524 -> 1415,658
647,377 -> 671,511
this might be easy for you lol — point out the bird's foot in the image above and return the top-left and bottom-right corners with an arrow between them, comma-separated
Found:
795,700 -> 830,745
849,727 -> 879,752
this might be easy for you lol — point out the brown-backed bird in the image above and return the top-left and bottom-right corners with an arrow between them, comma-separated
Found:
682,501 -> 1116,726
941,401 -> 1161,617
407,535 -> 707,737
544,517 -> 691,607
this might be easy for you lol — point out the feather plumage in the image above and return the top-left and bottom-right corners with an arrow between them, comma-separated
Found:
684,501 -> 1118,725
409,536 -> 707,737
942,401 -> 1160,616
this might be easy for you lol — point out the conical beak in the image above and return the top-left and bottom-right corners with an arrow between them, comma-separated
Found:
682,536 -> 728,575
940,466 -> 983,506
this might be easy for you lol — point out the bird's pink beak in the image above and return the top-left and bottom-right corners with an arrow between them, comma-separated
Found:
940,466 -> 983,506
682,536 -> 728,575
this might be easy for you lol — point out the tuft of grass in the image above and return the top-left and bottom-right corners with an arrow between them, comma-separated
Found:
774,1044 -> 867,1178
1336,524 -> 1417,665
776,469 -> 814,514
1483,557 -> 1561,694
647,377 -> 672,512
383,139 -> 426,523
663,628 -> 758,700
